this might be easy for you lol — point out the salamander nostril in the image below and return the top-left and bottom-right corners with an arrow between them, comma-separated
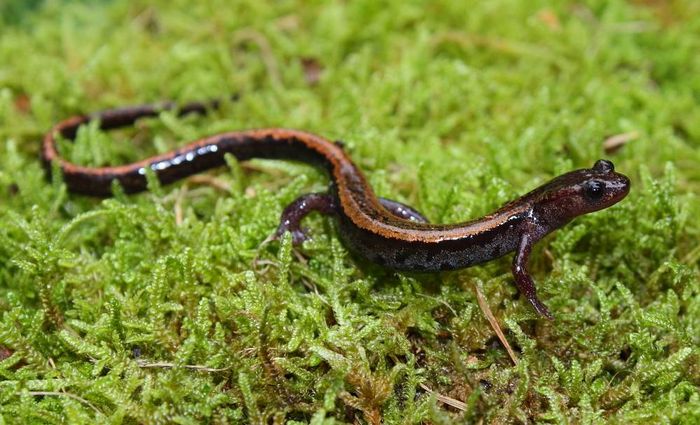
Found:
618,175 -> 631,196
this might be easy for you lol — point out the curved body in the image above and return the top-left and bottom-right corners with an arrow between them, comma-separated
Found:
42,99 -> 631,318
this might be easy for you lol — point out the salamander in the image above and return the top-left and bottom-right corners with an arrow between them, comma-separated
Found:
42,99 -> 631,318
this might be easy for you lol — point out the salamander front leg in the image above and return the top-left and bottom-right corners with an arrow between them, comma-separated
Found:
275,193 -> 338,244
512,232 -> 553,319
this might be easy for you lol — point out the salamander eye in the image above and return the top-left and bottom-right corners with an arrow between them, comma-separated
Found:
584,180 -> 605,201
593,159 -> 614,173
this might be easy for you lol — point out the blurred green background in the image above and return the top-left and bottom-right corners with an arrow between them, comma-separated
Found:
0,0 -> 698,423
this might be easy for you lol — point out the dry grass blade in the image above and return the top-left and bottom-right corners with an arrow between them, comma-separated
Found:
26,391 -> 102,415
603,131 -> 639,154
419,383 -> 467,411
137,361 -> 231,372
187,175 -> 232,192
474,283 -> 519,365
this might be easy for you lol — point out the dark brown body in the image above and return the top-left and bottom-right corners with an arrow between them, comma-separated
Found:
42,99 -> 631,318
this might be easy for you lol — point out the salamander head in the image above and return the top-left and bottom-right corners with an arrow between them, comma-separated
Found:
531,159 -> 630,227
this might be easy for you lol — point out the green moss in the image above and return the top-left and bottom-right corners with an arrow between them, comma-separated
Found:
1,0 -> 699,423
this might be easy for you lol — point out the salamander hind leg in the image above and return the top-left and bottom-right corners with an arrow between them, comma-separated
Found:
379,198 -> 429,223
275,193 -> 338,245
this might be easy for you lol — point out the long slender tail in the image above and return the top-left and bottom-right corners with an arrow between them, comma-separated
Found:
41,97 -> 339,197
44,97 -> 231,141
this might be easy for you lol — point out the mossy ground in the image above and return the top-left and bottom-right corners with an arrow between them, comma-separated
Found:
1,0 -> 699,423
